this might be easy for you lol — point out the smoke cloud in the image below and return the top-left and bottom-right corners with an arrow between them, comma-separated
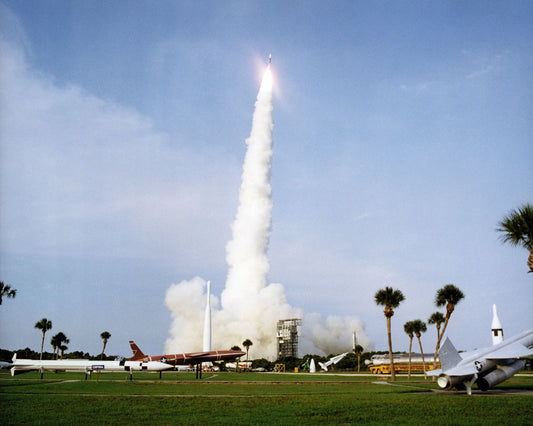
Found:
165,65 -> 371,359
300,313 -> 372,355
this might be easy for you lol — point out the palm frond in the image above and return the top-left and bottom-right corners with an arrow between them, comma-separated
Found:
497,203 -> 533,251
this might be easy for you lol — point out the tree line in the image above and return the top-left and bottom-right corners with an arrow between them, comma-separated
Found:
32,318 -> 112,362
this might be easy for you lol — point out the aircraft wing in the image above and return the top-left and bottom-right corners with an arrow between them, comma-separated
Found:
438,363 -> 479,377
317,353 -> 349,371
485,342 -> 533,360
330,352 -> 348,364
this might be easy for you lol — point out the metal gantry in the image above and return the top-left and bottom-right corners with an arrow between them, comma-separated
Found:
277,318 -> 302,358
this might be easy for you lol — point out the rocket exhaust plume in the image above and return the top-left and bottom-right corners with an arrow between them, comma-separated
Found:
223,66 -> 273,304
165,58 -> 371,359
216,63 -> 298,357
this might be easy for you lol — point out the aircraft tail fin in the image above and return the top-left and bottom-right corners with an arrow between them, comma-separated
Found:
438,337 -> 462,371
129,341 -> 145,360
10,367 -> 27,376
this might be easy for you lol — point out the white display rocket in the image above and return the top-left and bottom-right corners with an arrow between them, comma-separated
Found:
491,304 -> 503,345
203,281 -> 212,352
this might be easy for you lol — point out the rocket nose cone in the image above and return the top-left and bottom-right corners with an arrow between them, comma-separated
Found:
491,304 -> 502,329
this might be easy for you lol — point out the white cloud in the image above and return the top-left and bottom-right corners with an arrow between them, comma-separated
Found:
0,34 -> 237,268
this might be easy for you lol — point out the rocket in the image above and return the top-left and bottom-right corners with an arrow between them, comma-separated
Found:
491,304 -> 503,345
203,281 -> 212,352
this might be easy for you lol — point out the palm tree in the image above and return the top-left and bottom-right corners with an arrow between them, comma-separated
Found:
403,321 -> 415,380
0,282 -> 17,305
57,333 -> 69,359
353,345 -> 364,372
51,333 -> 62,359
427,312 -> 445,346
374,286 -> 405,381
51,332 -> 68,359
51,334 -> 60,359
432,284 -> 464,374
497,203 -> 533,273
435,284 -> 464,341
59,344 -> 68,359
231,345 -> 242,372
35,318 -> 52,361
100,331 -> 111,360
242,339 -> 253,361
411,319 -> 428,379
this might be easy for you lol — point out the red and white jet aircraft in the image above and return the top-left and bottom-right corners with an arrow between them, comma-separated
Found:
129,341 -> 245,367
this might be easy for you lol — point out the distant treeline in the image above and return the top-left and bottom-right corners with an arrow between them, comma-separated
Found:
0,348 -> 116,362
249,352 -> 380,372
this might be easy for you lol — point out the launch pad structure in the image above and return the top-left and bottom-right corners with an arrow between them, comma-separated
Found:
277,319 -> 302,358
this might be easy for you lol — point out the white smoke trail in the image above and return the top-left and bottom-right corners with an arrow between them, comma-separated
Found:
223,68 -> 274,303
217,66 -> 303,358
165,64 -> 371,359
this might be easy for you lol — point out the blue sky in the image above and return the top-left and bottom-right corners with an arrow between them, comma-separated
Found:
1,0 -> 532,357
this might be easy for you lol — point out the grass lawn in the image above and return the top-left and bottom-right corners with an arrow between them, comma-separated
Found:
1,371 -> 532,424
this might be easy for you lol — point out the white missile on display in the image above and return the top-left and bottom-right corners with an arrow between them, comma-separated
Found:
10,354 -> 173,376
491,304 -> 504,345
309,358 -> 316,373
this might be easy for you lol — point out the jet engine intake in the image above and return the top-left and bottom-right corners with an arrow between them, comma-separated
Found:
437,374 -> 470,390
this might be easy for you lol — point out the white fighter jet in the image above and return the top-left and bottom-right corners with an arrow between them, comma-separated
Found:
429,329 -> 533,395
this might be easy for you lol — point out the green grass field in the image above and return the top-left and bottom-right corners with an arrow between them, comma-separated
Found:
1,371 -> 532,424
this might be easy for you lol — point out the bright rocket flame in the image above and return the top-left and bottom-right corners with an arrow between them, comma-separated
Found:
261,68 -> 272,92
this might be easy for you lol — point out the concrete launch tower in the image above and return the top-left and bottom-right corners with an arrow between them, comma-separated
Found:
277,318 -> 301,358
